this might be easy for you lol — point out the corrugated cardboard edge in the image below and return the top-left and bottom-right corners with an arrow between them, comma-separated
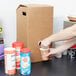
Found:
17,4 -> 53,10
17,4 -> 27,10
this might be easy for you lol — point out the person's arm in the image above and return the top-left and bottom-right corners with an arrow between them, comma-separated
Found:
41,24 -> 76,47
47,37 -> 76,56
72,25 -> 76,36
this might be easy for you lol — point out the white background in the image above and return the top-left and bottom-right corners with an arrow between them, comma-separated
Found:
0,0 -> 76,47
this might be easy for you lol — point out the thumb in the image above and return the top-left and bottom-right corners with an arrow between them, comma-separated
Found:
46,52 -> 52,57
46,48 -> 57,57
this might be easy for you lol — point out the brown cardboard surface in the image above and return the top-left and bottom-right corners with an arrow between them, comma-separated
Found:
17,4 -> 53,63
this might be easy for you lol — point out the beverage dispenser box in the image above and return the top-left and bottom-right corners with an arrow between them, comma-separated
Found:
16,4 -> 53,63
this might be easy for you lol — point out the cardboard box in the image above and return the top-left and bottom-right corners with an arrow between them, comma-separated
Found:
16,4 -> 53,63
